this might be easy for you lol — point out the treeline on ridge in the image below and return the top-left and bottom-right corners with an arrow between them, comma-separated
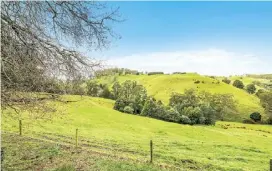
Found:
94,68 -> 193,77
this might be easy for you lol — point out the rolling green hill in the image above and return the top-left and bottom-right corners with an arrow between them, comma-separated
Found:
2,95 -> 272,171
97,73 -> 265,121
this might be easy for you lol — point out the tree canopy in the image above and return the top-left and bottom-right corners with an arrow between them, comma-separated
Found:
1,1 -> 120,109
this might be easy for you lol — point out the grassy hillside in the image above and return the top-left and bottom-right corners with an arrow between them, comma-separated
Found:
2,95 -> 272,170
98,73 -> 264,121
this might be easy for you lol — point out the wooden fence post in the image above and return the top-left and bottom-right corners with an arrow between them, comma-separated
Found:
19,120 -> 22,136
76,128 -> 78,148
270,159 -> 272,171
150,140 -> 153,163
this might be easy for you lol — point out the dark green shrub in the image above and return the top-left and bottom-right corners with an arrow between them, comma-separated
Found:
164,108 -> 180,122
233,80 -> 244,89
194,80 -> 200,84
256,89 -> 265,97
124,106 -> 134,114
250,112 -> 261,122
246,84 -> 256,94
179,115 -> 191,124
222,78 -> 231,84
114,98 -> 127,112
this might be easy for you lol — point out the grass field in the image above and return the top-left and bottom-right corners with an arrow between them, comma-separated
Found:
98,73 -> 265,121
2,95 -> 272,170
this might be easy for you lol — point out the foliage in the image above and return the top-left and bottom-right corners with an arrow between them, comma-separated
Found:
124,106 -> 134,114
256,89 -> 265,97
179,115 -> 191,124
233,80 -> 245,89
250,112 -> 261,122
194,80 -> 200,84
222,78 -> 231,84
95,68 -> 140,78
172,72 -> 186,74
258,91 -> 272,124
246,84 -> 256,94
113,80 -> 147,114
87,81 -> 113,99
147,72 -> 164,75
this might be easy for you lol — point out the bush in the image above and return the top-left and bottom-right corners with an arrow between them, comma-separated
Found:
222,78 -> 231,84
194,80 -> 200,84
233,80 -> 244,89
246,84 -> 256,94
179,115 -> 191,124
256,89 -> 265,97
114,98 -> 127,112
124,106 -> 134,114
250,112 -> 261,122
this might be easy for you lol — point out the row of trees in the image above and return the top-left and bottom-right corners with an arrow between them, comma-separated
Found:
112,80 -> 237,125
94,68 -> 142,78
222,78 -> 257,94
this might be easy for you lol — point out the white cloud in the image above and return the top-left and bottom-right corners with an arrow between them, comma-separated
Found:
105,48 -> 271,76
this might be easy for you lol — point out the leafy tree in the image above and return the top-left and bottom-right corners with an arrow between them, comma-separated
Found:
114,98 -> 129,112
256,89 -> 265,97
233,80 -> 244,89
250,112 -> 261,122
199,103 -> 216,125
164,108 -> 181,122
141,97 -> 159,117
246,84 -> 256,94
87,81 -> 100,96
222,78 -> 231,84
112,82 -> 122,99
169,89 -> 199,110
99,86 -> 113,99
114,80 -> 147,114
124,106 -> 134,114
210,93 -> 237,121
181,106 -> 203,125
259,91 -> 272,124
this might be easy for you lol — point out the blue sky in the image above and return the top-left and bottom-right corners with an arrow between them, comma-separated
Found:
83,2 -> 272,76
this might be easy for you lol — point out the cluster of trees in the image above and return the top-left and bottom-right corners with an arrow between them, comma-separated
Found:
112,81 -> 237,125
113,80 -> 147,114
222,78 -> 231,84
232,80 -> 257,94
172,72 -> 187,75
147,72 -> 164,75
246,74 -> 272,80
86,81 -> 113,99
258,91 -> 272,124
94,68 -> 142,78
